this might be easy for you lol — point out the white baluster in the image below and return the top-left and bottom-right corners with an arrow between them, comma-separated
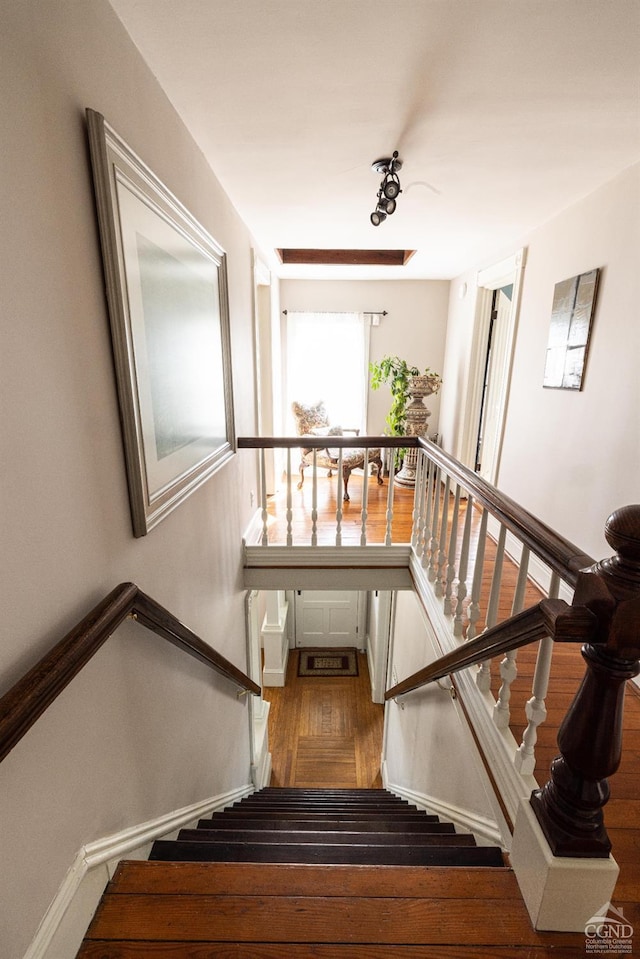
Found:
384,447 -> 395,546
454,494 -> 474,637
444,484 -> 461,615
468,508 -> 489,640
285,448 -> 293,546
335,447 -> 343,547
260,448 -> 269,546
514,633 -> 553,776
360,448 -> 369,546
411,451 -> 424,548
422,458 -> 436,569
311,448 -> 318,547
476,523 -> 507,693
493,546 -> 530,728
428,467 -> 441,582
435,474 -> 450,598
513,571 -> 560,774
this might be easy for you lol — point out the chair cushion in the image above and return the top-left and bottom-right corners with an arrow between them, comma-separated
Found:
292,400 -> 329,435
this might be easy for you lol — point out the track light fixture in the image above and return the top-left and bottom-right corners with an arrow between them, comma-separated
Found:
370,151 -> 402,226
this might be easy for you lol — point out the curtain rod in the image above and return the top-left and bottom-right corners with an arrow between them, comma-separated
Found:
282,309 -> 387,316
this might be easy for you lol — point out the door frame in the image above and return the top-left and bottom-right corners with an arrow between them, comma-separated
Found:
459,248 -> 527,484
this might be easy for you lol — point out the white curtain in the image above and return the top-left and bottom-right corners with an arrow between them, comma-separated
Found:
285,311 -> 370,432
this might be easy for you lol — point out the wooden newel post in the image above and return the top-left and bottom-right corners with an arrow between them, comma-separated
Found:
530,504 -> 640,857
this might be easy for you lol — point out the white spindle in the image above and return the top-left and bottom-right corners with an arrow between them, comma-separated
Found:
454,494 -> 474,637
476,523 -> 507,692
411,451 -> 425,548
514,570 -> 559,774
384,448 -> 395,546
285,448 -> 293,546
428,467 -> 441,582
260,448 -> 269,546
311,448 -> 318,547
335,447 -> 343,546
444,485 -> 461,615
422,457 -> 436,569
360,449 -> 369,546
493,546 -> 530,728
435,474 -> 450,598
468,508 -> 489,640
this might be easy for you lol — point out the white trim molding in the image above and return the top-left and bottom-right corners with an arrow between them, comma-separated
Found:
25,783 -> 254,959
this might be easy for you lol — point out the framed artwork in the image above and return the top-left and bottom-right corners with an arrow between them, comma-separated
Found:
86,109 -> 235,536
543,268 -> 600,391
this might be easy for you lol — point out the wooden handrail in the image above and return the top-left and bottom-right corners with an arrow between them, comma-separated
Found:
238,435 -> 414,450
418,438 -> 595,588
385,598 -> 598,699
0,583 -> 260,764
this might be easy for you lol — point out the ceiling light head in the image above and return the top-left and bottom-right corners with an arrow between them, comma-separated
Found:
382,175 -> 401,200
370,150 -> 402,225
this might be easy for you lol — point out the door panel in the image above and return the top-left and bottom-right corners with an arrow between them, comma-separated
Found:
295,590 -> 360,647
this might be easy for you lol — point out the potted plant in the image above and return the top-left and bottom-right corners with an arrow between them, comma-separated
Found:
369,355 -> 442,482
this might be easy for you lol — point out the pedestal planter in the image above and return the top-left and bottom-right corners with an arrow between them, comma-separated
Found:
394,374 -> 440,488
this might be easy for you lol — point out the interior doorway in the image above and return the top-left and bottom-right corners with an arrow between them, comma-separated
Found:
460,249 -> 526,485
474,283 -> 514,478
294,590 -> 363,648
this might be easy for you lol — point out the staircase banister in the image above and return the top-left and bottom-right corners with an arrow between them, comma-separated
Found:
238,435 -> 417,449
418,438 -> 595,587
385,599 -> 598,700
0,582 -> 259,764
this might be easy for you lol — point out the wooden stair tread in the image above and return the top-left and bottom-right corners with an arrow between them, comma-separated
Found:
177,828 -> 471,845
76,943 -> 588,958
211,810 -> 433,820
197,817 -> 448,831
108,860 -> 519,897
149,839 -> 504,866
83,891 -> 584,946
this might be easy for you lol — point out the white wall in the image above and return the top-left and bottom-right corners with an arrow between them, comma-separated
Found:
0,2 -> 259,955
440,164 -> 640,559
279,279 -> 450,436
384,592 -> 499,832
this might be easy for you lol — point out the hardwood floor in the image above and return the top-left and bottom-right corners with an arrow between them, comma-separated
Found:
264,649 -> 384,788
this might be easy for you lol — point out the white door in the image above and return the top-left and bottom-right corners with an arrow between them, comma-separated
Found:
294,590 -> 361,648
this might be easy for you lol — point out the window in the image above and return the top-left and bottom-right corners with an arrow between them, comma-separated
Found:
285,311 -> 371,432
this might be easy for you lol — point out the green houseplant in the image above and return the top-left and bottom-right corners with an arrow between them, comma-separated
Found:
369,355 -> 442,437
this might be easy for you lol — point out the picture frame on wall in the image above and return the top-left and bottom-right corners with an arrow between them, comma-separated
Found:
543,268 -> 600,391
86,108 -> 235,537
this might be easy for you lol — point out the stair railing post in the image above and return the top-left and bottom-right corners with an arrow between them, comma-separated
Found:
530,505 -> 640,857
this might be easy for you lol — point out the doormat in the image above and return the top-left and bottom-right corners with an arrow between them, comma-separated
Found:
298,647 -> 359,677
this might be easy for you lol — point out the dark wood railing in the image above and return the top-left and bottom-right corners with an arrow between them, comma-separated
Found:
0,583 -> 260,764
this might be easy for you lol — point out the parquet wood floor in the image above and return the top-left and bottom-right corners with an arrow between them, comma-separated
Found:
263,649 -> 383,789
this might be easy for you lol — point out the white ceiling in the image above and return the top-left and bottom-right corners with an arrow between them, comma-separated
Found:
108,0 -> 640,280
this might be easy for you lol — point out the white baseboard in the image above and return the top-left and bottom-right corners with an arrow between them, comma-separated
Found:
384,779 -> 504,848
26,783 -> 254,959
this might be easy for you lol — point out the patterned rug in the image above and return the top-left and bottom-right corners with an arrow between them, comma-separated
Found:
298,647 -> 359,677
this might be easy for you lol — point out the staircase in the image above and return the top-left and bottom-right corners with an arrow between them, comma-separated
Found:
77,787 -> 569,957
150,787 -> 505,867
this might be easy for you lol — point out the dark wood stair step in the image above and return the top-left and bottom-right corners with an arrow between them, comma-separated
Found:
213,809 -> 433,821
149,840 -> 505,866
178,828 -> 470,845
198,816 -> 448,832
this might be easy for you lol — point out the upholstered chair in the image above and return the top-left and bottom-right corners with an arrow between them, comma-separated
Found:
291,400 -> 383,502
